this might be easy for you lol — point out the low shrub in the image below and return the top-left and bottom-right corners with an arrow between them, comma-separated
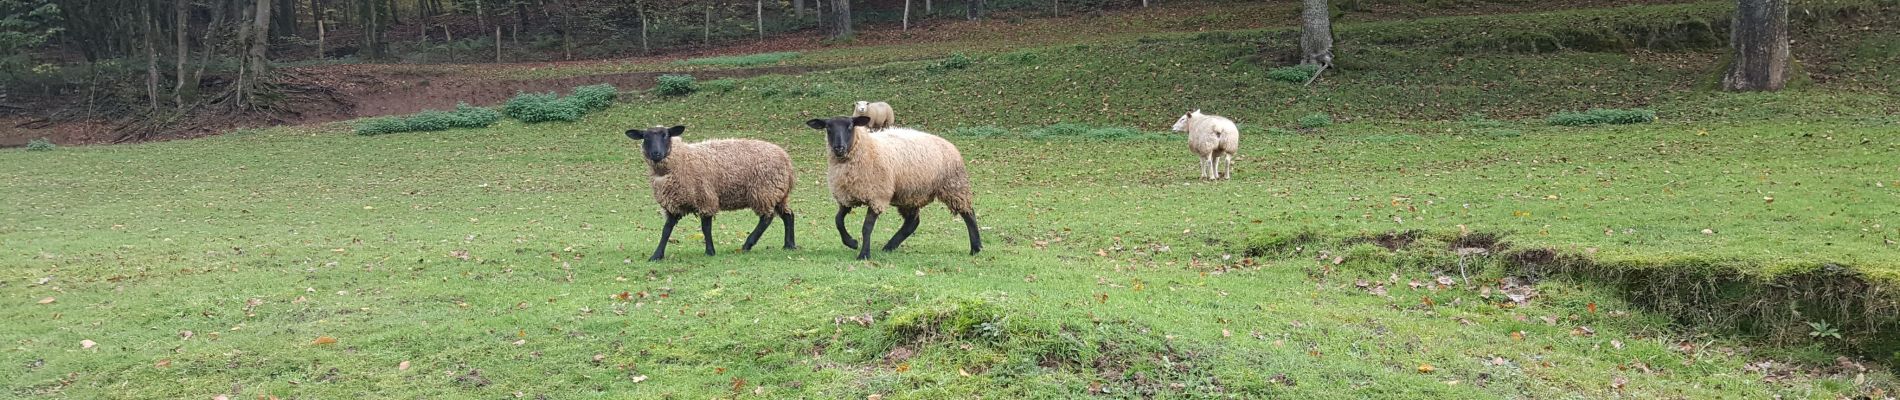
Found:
673,51 -> 801,67
567,84 -> 618,111
1548,108 -> 1656,126
503,91 -> 583,123
355,117 -> 412,136
26,138 -> 56,151
1298,112 -> 1334,129
656,74 -> 697,96
357,102 -> 502,135
1266,64 -> 1320,83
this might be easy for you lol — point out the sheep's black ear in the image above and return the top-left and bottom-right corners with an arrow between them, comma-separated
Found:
668,125 -> 686,137
625,129 -> 644,140
805,119 -> 828,130
851,116 -> 872,127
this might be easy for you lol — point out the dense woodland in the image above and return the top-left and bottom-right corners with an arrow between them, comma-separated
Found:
0,0 -> 1789,141
0,0 -> 1160,116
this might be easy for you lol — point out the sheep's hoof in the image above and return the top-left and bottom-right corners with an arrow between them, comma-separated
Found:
856,253 -> 872,261
647,255 -> 665,262
842,240 -> 859,250
784,245 -> 799,250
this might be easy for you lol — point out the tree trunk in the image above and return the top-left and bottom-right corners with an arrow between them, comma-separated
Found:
1299,0 -> 1333,66
191,0 -> 225,92
831,0 -> 851,38
903,0 -> 909,30
276,0 -> 297,36
250,0 -> 272,95
475,0 -> 486,33
385,0 -> 399,25
173,0 -> 190,108
1722,0 -> 1790,91
703,6 -> 711,46
757,0 -> 764,39
145,0 -> 160,113
638,6 -> 650,54
317,19 -> 325,58
966,0 -> 982,21
1053,0 -> 1059,17
925,0 -> 930,14
794,0 -> 803,18
495,25 -> 502,62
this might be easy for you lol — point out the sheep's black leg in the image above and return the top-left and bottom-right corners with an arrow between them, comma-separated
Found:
699,214 -> 717,256
649,212 -> 685,262
779,212 -> 798,249
960,211 -> 984,255
882,207 -> 922,252
857,210 -> 880,260
741,213 -> 773,252
836,205 -> 859,250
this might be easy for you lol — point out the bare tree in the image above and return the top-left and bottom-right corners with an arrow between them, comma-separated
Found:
249,0 -> 271,79
1721,0 -> 1789,91
144,0 -> 160,112
1299,0 -> 1333,85
173,0 -> 190,109
830,0 -> 851,38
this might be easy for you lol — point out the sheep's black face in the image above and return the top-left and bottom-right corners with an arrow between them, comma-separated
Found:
626,125 -> 686,162
806,116 -> 870,159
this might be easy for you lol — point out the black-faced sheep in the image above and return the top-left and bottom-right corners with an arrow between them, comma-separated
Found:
625,125 -> 796,261
852,101 -> 896,131
1171,109 -> 1240,180
804,116 -> 981,260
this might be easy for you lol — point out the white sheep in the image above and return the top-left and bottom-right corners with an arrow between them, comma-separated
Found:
804,116 -> 981,260
1171,109 -> 1240,180
625,125 -> 797,261
852,101 -> 896,131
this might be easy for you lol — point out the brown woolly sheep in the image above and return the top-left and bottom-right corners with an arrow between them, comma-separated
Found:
625,125 -> 797,261
1170,109 -> 1240,180
804,116 -> 981,260
852,101 -> 896,131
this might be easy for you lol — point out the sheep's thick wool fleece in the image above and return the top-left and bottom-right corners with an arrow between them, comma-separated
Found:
827,127 -> 974,214
648,138 -> 794,216
1186,116 -> 1239,156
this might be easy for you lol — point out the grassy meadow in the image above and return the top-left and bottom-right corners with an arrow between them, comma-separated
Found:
5,0 -> 1900,398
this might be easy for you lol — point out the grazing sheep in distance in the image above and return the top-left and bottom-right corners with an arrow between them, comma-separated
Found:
624,125 -> 797,261
804,116 -> 981,260
1171,109 -> 1240,180
853,101 -> 896,131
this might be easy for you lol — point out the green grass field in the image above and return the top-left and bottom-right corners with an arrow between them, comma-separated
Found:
5,1 -> 1900,398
